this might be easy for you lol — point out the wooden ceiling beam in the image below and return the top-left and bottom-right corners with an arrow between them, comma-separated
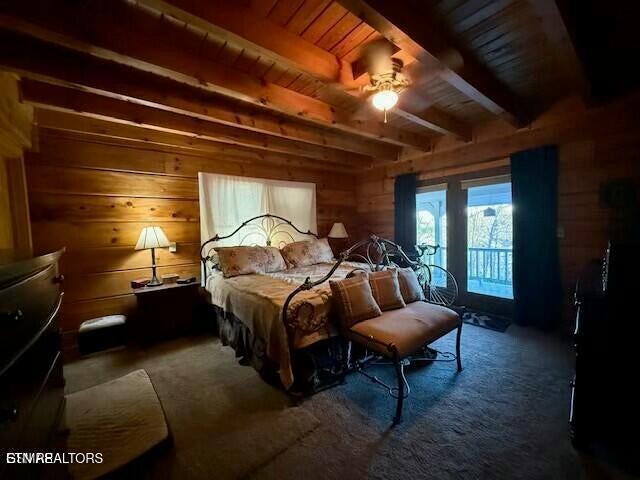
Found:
0,30 -> 393,159
527,0 -> 587,99
20,79 -> 370,168
36,111 -> 279,158
33,111 -> 358,174
336,0 -> 531,126
393,107 -> 472,140
0,2 -> 432,150
139,0 -> 470,140
137,0 -> 346,83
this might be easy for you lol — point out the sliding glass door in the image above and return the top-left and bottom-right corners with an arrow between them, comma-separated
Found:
415,172 -> 513,314
466,182 -> 513,299
416,186 -> 447,286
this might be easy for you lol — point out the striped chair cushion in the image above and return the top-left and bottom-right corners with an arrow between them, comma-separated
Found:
330,274 -> 382,329
368,269 -> 406,311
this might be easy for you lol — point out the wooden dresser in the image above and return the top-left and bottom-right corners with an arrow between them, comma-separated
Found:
0,249 -> 65,478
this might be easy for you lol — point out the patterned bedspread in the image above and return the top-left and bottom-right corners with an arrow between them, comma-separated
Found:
205,261 -> 366,388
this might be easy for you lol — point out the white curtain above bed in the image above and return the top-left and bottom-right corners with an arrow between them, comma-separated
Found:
198,173 -> 317,247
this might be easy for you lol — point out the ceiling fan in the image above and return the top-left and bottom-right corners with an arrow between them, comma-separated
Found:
363,56 -> 410,122
349,39 -> 461,123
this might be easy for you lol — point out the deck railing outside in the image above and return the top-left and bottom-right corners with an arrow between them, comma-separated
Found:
468,247 -> 513,285
419,246 -> 513,298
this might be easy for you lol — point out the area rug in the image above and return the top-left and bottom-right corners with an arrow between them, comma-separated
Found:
64,369 -> 169,480
462,309 -> 511,332
65,332 -> 616,479
64,338 -> 322,480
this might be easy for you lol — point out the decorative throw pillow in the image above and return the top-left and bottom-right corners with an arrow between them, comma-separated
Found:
397,267 -> 426,303
368,269 -> 406,311
280,240 -> 311,268
261,246 -> 287,273
330,275 -> 382,329
313,238 -> 335,263
215,246 -> 268,278
281,238 -> 334,268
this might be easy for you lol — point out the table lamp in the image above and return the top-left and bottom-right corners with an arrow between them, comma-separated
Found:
328,222 -> 348,239
135,226 -> 171,286
328,222 -> 349,257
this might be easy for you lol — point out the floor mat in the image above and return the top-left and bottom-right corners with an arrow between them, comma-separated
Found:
462,309 -> 511,332
64,369 -> 169,480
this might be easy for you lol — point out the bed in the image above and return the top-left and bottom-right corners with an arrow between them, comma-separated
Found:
200,215 -> 368,390
205,261 -> 368,389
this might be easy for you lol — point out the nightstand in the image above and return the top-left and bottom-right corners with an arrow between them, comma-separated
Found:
131,281 -> 203,342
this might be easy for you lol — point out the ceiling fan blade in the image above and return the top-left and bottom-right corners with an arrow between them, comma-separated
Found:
403,48 -> 464,87
438,48 -> 464,71
404,61 -> 442,88
399,87 -> 433,112
360,38 -> 395,76
350,102 -> 374,121
349,90 -> 377,120
347,86 -> 365,95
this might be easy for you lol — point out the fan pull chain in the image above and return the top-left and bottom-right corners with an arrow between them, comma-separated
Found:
384,109 -> 388,123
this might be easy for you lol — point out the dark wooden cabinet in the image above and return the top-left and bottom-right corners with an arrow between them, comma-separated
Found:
571,242 -> 640,474
132,281 -> 203,342
0,249 -> 65,479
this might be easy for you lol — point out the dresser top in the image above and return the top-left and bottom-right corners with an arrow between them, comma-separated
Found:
0,249 -> 65,287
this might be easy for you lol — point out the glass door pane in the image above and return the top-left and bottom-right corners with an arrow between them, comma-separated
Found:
416,189 -> 447,286
466,182 -> 513,299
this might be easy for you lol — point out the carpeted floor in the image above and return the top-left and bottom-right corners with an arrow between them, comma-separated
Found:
64,324 -> 634,480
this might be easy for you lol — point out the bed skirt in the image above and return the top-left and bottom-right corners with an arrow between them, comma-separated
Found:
209,305 -> 345,394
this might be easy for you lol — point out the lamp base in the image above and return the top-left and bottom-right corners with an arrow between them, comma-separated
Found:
148,255 -> 163,286
147,278 -> 163,287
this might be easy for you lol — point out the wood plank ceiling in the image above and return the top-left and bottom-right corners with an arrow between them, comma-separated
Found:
0,0 -> 583,168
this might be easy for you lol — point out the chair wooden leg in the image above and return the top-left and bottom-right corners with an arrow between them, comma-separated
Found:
393,358 -> 405,425
456,322 -> 463,372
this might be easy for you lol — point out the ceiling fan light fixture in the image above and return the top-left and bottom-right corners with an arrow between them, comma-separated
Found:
371,88 -> 399,112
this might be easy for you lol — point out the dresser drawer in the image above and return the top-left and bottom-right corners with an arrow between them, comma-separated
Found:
0,337 -> 64,480
13,352 -> 64,450
0,335 -> 62,450
0,264 -> 62,373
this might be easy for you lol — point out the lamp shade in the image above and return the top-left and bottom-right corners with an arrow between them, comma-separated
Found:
328,222 -> 348,239
135,226 -> 171,250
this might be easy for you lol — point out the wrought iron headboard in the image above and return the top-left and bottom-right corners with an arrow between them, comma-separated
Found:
200,214 -> 319,277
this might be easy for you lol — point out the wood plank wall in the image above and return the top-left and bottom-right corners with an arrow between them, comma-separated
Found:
26,130 -> 358,354
356,95 -> 640,328
0,73 -> 33,251
25,92 -> 640,351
